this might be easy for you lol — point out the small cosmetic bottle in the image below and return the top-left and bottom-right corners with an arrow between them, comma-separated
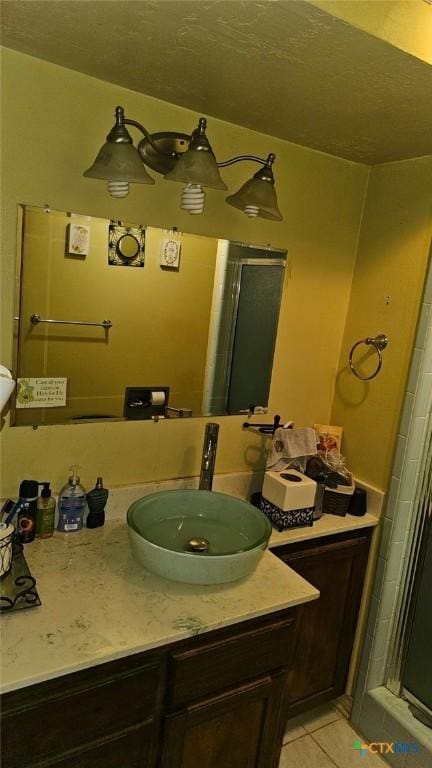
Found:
86,477 -> 109,528
17,480 -> 38,544
36,482 -> 56,538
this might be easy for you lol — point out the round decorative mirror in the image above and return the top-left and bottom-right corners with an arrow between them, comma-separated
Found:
117,233 -> 140,261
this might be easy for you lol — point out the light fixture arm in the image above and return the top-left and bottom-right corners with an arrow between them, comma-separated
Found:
110,106 -> 176,159
123,119 -> 177,158
217,152 -> 276,169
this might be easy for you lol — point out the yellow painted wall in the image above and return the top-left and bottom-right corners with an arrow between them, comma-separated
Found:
331,156 -> 432,490
1,48 -> 369,496
16,207 -> 217,424
311,0 -> 432,65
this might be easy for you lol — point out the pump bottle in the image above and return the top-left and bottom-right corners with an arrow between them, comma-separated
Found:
57,467 -> 86,533
36,482 -> 56,538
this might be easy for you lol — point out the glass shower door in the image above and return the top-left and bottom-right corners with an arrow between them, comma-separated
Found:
227,262 -> 284,414
402,514 -> 432,727
401,423 -> 432,728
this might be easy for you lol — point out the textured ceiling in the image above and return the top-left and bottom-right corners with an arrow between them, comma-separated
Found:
1,0 -> 432,164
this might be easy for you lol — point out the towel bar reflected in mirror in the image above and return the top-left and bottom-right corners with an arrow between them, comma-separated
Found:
30,314 -> 112,329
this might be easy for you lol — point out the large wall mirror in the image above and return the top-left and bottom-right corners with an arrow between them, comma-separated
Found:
12,205 -> 287,426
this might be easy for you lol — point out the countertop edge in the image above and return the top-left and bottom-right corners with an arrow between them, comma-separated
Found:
268,512 -> 379,548
0,564 -> 319,696
0,546 -> 319,696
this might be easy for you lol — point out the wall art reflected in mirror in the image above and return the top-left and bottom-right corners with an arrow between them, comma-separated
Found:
12,205 -> 287,426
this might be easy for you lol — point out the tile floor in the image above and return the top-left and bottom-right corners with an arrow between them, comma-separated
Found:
280,701 -> 388,768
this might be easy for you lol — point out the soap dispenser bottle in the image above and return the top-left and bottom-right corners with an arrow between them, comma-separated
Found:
57,466 -> 86,533
86,477 -> 109,528
36,482 -> 56,538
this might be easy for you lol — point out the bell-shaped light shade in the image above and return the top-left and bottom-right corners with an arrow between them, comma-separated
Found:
226,176 -> 282,221
0,365 -> 15,412
84,142 -> 155,185
165,149 -> 227,190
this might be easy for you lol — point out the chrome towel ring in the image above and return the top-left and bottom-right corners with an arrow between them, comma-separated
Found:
349,334 -> 389,380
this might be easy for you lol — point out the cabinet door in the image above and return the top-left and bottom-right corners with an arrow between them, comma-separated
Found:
277,531 -> 371,714
161,672 -> 286,768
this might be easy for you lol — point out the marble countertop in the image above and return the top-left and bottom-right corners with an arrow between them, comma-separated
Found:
0,470 -> 382,696
268,511 -> 378,547
0,521 -> 319,695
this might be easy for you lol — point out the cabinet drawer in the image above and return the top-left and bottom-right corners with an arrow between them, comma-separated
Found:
31,722 -> 154,768
2,660 -> 162,767
167,614 -> 296,708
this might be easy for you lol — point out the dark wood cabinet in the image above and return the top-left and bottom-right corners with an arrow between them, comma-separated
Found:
36,723 -> 155,768
274,528 -> 372,717
1,609 -> 297,768
161,613 -> 296,768
166,614 -> 296,710
161,672 -> 286,768
1,652 -> 164,768
1,527 -> 373,764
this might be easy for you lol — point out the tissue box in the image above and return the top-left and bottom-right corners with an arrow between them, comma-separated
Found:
262,469 -> 317,511
260,497 -> 314,531
261,469 -> 317,531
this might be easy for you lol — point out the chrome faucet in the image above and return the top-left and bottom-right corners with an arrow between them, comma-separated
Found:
199,422 -> 219,490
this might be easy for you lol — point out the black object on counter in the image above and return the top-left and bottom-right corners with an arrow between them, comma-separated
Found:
348,487 -> 367,517
86,477 -> 109,528
242,414 -> 281,435
305,456 -> 350,487
250,492 -> 262,509
17,480 -> 38,544
0,540 -> 41,612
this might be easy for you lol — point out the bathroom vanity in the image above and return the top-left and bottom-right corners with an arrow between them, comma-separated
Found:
0,520 -> 318,768
2,608 -> 299,768
0,495 -> 378,767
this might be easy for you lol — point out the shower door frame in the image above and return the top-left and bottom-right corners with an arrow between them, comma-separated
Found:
385,315 -> 432,716
386,419 -> 432,703
202,240 -> 287,417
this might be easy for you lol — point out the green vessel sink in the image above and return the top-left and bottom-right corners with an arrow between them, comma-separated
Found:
127,489 -> 271,585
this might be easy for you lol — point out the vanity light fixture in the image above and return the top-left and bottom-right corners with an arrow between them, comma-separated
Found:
84,107 -> 282,221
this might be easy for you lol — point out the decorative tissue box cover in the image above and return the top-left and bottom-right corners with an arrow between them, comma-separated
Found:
262,469 -> 317,511
260,497 -> 314,532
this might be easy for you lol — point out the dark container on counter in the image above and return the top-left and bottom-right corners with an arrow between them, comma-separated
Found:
17,479 -> 39,543
348,487 -> 367,517
86,477 -> 109,528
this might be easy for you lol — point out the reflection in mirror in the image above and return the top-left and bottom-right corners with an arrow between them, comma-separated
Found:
117,234 -> 140,260
12,206 -> 286,426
